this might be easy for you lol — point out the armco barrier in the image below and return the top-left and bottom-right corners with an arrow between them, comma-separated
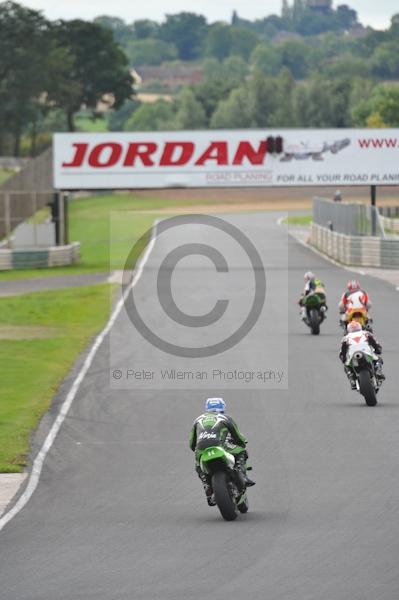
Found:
380,215 -> 399,233
0,242 -> 80,270
310,224 -> 399,268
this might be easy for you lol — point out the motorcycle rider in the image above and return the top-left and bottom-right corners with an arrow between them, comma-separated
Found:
299,271 -> 327,321
339,321 -> 385,390
339,280 -> 372,328
189,398 -> 255,506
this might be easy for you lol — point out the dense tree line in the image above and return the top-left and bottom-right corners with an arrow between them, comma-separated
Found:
119,69 -> 399,132
0,1 -> 133,155
95,3 -> 399,83
1,1 -> 399,156
96,3 -> 399,131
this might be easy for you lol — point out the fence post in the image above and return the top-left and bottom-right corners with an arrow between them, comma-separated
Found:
33,191 -> 38,247
63,192 -> 69,245
371,185 -> 377,236
58,192 -> 65,246
4,192 -> 11,245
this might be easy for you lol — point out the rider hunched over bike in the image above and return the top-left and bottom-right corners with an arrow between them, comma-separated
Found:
189,398 -> 255,506
339,280 -> 372,328
299,271 -> 328,321
339,321 -> 385,390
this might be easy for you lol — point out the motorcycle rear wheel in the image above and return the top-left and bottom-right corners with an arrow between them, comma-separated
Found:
358,369 -> 377,406
309,308 -> 320,335
212,471 -> 238,521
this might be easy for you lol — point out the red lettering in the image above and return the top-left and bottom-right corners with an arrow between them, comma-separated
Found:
62,143 -> 88,167
123,143 -> 157,166
358,138 -> 398,149
160,142 -> 194,166
195,142 -> 228,166
88,143 -> 122,167
233,141 -> 267,165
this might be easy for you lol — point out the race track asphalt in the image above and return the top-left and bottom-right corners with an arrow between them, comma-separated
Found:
0,212 -> 398,600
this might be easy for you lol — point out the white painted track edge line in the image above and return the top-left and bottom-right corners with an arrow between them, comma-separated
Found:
0,221 -> 159,533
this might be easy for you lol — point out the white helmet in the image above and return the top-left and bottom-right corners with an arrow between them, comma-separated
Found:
304,271 -> 315,281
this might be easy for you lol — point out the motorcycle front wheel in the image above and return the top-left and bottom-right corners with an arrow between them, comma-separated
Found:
212,471 -> 238,521
358,369 -> 377,406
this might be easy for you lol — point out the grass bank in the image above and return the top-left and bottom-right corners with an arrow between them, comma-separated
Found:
0,284 -> 114,472
282,215 -> 312,226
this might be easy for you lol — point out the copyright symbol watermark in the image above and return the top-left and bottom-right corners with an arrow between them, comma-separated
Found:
122,214 -> 266,358
112,369 -> 123,380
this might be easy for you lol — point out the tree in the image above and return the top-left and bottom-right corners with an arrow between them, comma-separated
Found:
279,39 -> 312,79
205,24 -> 233,60
371,42 -> 399,79
254,15 -> 285,38
0,1 -> 58,154
159,13 -> 208,60
282,0 -> 291,20
366,112 -> 387,128
210,88 -> 252,128
203,56 -> 247,85
125,39 -> 177,66
292,0 -> 306,27
175,88 -> 206,129
222,56 -> 249,81
229,27 -> 258,60
268,68 -> 296,126
52,20 -> 134,131
248,71 -> 281,127
93,16 -> 133,45
368,86 -> 399,126
293,75 -> 352,127
251,43 -> 282,76
324,54 -> 371,79
133,19 -> 159,39
202,58 -> 224,81
107,99 -> 140,131
124,99 -> 176,131
192,78 -> 241,125
335,5 -> 358,29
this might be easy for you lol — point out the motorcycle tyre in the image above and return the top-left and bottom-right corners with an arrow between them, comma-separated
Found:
309,308 -> 320,335
212,471 -> 238,521
358,369 -> 377,407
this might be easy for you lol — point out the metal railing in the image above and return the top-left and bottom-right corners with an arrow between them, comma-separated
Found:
313,197 -> 385,238
0,190 -> 69,247
311,224 -> 399,268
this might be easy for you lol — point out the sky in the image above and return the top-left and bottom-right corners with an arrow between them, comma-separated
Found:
18,0 -> 398,30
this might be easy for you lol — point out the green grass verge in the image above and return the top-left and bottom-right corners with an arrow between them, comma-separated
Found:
0,191 -> 230,280
0,284 -> 114,472
282,215 -> 312,226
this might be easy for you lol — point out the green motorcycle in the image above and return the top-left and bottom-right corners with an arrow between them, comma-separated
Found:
199,446 -> 249,521
302,292 -> 326,335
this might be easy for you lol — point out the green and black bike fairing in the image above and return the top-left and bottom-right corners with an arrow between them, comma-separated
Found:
302,292 -> 326,310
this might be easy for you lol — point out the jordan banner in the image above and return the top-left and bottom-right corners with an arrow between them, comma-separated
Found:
53,129 -> 399,189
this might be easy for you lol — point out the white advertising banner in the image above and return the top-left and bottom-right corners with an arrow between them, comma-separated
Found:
53,129 -> 399,189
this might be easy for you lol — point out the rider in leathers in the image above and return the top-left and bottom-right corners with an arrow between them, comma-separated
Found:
339,321 -> 385,389
189,398 -> 255,506
299,271 -> 327,321
339,279 -> 372,328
